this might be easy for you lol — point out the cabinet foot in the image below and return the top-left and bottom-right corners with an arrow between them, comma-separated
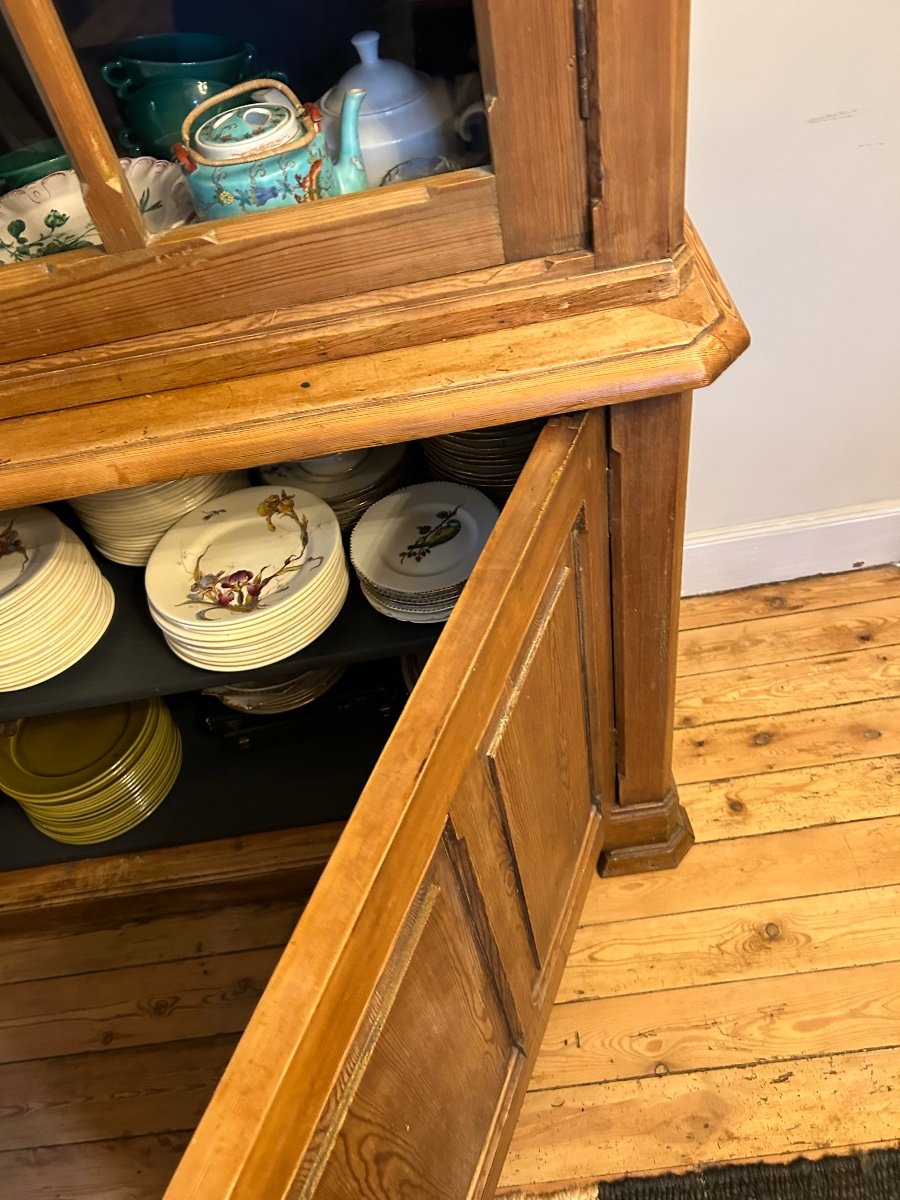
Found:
597,785 -> 694,876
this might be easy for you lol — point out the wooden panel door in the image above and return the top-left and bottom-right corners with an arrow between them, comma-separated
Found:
163,410 -> 614,1200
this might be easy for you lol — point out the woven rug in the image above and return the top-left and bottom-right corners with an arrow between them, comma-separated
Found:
503,1148 -> 900,1199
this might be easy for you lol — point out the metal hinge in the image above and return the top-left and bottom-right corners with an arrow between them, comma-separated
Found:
574,0 -> 590,120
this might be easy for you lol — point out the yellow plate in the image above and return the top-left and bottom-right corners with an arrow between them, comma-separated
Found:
0,698 -> 158,799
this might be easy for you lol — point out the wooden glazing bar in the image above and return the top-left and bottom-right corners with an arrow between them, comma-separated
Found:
590,0 -> 691,266
1,0 -> 147,252
472,0 -> 590,258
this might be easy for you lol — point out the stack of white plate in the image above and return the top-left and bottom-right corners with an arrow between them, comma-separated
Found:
0,506 -> 114,692
422,420 -> 543,504
0,697 -> 181,845
205,664 -> 346,713
350,482 -> 498,624
145,485 -> 349,671
258,446 -> 409,531
69,471 -> 250,565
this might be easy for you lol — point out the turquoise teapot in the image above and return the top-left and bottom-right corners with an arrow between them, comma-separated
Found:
175,78 -> 367,221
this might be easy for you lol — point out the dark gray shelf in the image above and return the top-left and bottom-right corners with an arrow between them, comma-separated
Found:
0,664 -> 404,873
0,530 -> 441,722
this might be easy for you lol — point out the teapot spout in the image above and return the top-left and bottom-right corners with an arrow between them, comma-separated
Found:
333,87 -> 368,194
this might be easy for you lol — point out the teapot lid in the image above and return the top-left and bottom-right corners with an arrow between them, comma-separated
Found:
324,30 -> 427,115
195,103 -> 299,162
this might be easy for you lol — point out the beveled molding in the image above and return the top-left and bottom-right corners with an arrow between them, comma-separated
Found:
0,220 -> 748,509
597,783 -> 695,876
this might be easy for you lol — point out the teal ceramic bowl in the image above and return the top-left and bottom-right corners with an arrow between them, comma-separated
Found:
101,33 -> 256,97
0,138 -> 71,193
118,78 -> 233,160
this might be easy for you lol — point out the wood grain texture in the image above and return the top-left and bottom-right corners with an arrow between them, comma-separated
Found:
0,949 -> 280,1063
487,562 -> 595,962
675,643 -> 900,727
472,0 -> 588,258
0,0 -> 146,252
581,814 -> 900,926
0,1131 -> 191,1200
0,822 -> 342,919
673,697 -> 900,785
0,1035 -> 237,1152
677,598 -> 900,677
607,393 -> 691,809
0,898 -> 302,987
0,172 -> 503,366
559,883 -> 900,1004
163,414 -> 611,1200
679,565 -> 900,629
502,1048 -> 900,1186
534,960 -> 900,1089
0,226 -> 749,511
591,0 -> 690,265
681,757 -> 900,844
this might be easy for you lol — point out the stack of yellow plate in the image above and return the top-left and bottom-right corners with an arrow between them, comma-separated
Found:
0,697 -> 181,844
68,471 -> 250,565
0,506 -> 114,692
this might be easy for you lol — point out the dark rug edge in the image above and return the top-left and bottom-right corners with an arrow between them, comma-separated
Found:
504,1146 -> 900,1199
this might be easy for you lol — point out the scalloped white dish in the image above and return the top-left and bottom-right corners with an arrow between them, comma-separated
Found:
0,157 -> 196,264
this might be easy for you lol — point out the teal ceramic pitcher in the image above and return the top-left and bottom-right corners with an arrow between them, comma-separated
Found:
175,79 -> 367,221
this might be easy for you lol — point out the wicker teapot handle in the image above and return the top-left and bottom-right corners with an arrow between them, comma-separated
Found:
180,78 -> 318,168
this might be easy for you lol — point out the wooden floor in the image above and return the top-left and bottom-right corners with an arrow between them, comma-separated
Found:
500,563 -> 900,1195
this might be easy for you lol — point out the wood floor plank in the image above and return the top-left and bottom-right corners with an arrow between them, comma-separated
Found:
559,883 -> 900,1003
581,814 -> 900,925
0,947 -> 280,1064
673,697 -> 900,784
678,566 -> 900,630
677,597 -> 900,677
682,756 -> 900,844
0,1131 -> 190,1200
0,898 -> 301,987
501,1047 -> 900,1187
532,960 -> 900,1089
675,643 -> 900,728
0,1035 -> 236,1152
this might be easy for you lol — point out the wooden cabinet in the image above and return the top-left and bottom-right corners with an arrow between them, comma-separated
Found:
0,2 -> 748,1196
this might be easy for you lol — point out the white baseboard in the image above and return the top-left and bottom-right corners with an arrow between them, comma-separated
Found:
681,501 -> 900,596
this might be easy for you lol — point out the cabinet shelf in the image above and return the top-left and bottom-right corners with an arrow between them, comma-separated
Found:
0,546 -> 441,722
0,665 -> 402,873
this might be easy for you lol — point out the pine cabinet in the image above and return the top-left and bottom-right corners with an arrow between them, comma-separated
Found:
0,1 -> 748,1196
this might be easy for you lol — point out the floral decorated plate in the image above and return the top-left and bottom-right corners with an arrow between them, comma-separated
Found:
145,485 -> 341,628
350,482 -> 498,595
0,506 -> 64,603
0,157 -> 196,264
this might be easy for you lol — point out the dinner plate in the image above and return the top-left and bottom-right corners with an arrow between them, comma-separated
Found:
350,483 -> 498,596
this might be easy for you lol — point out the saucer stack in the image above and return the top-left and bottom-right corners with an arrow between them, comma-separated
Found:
422,420 -> 543,504
205,664 -> 346,714
350,482 -> 498,624
145,485 -> 349,671
0,506 -> 114,692
0,697 -> 181,845
69,471 -> 250,565
258,445 -> 410,531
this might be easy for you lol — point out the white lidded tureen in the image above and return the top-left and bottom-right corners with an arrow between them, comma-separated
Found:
319,31 -> 458,187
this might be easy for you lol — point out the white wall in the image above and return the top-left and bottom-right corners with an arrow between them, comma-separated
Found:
683,0 -> 900,591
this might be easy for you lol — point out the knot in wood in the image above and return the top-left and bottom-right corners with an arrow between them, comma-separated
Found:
654,1062 -> 669,1076
863,729 -> 882,739
752,732 -> 773,746
764,922 -> 780,941
728,798 -> 745,813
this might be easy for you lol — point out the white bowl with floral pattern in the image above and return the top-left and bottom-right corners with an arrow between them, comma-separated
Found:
0,157 -> 196,264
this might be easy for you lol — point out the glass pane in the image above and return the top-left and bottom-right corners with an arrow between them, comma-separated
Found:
50,0 -> 487,222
